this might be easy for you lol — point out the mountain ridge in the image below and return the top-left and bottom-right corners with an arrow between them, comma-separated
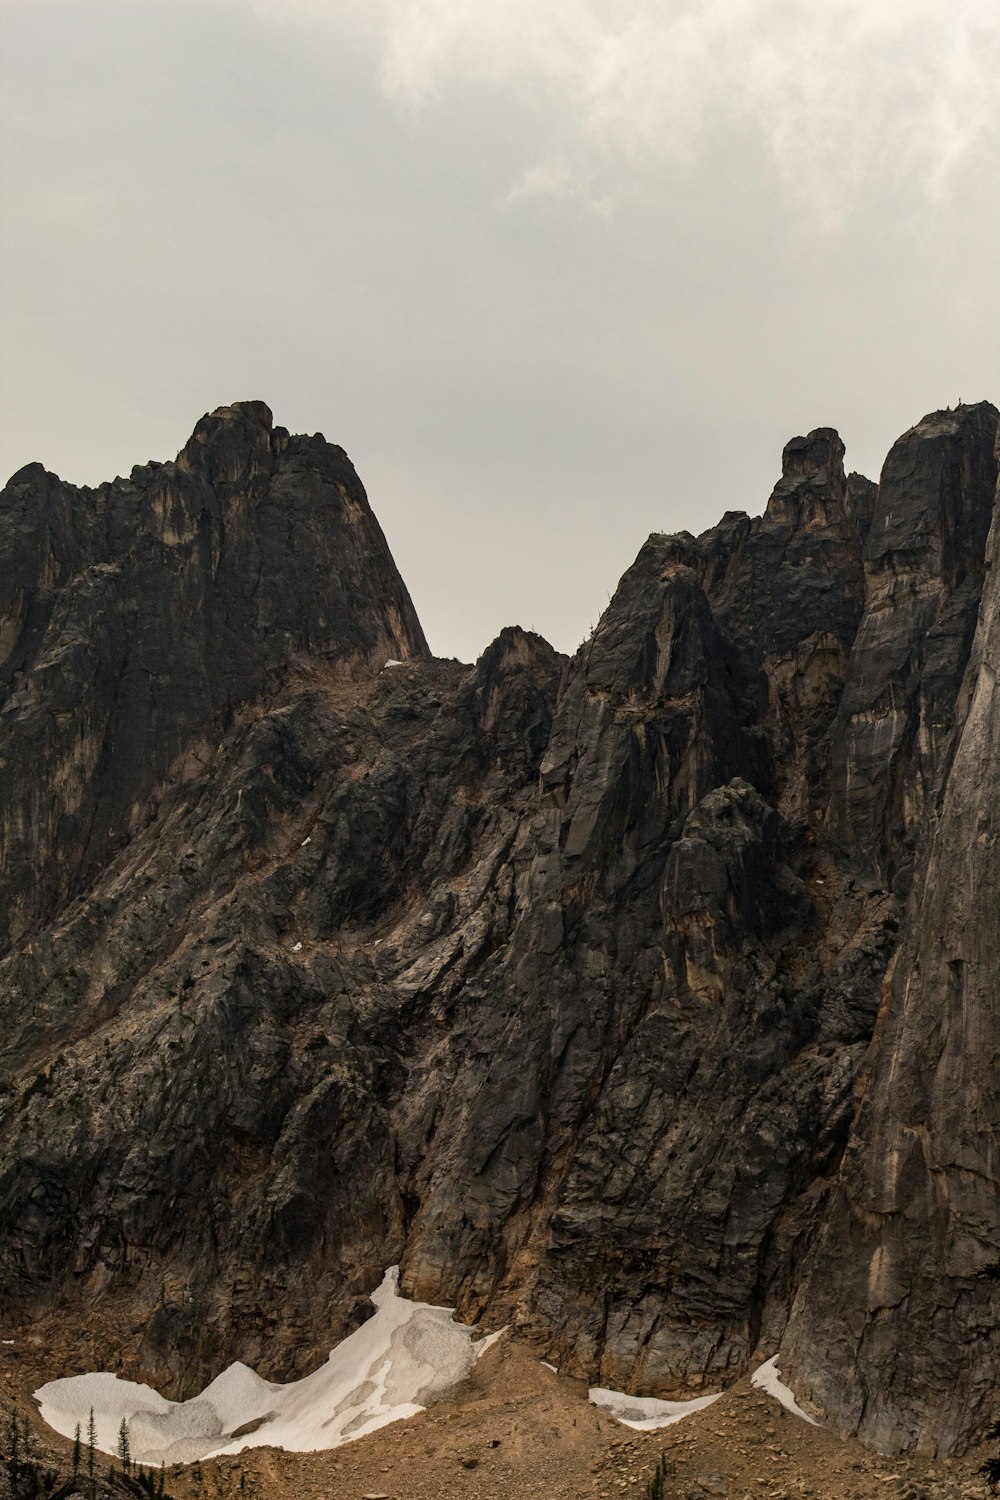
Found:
0,398 -> 997,1460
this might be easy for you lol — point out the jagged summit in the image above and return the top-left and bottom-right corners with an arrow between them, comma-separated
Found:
777,424 -> 845,481
0,401 -> 998,1461
0,403 -> 428,950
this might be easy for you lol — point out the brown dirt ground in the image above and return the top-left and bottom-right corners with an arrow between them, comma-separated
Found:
2,1333 -> 994,1500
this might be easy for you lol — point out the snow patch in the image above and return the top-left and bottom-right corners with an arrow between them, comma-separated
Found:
588,1385 -> 721,1430
383,659 -> 404,668
35,1269 -> 498,1467
473,1327 -> 507,1356
36,1374 -> 176,1459
750,1355 -> 817,1424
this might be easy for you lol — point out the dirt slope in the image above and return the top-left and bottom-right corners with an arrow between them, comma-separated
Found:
2,1335 -> 992,1500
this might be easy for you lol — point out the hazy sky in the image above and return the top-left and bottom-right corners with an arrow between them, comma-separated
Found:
2,0 -> 998,661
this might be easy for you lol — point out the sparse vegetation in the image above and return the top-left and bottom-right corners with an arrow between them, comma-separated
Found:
0,1404 -> 173,1499
980,1422 -> 1000,1494
116,1420 -> 130,1477
978,1258 -> 1000,1493
644,1451 -> 673,1498
18,1055 -> 69,1110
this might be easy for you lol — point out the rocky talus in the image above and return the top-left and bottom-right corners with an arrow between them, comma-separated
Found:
0,400 -> 997,1459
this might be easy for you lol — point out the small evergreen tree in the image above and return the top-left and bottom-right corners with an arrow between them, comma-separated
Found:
979,1258 -> 1000,1493
117,1416 -> 130,1475
645,1452 -> 673,1498
87,1406 -> 97,1500
6,1407 -> 20,1493
72,1420 -> 82,1478
980,1418 -> 1000,1494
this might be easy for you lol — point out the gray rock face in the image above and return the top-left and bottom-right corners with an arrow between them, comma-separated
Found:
0,401 -> 997,1457
781,415 -> 1000,1455
0,400 -> 427,953
827,403 -> 999,890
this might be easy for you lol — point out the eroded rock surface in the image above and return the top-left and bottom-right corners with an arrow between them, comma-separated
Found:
0,400 -> 997,1457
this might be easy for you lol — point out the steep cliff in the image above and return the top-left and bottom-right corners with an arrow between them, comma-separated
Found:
0,400 -> 996,1458
781,415 -> 1000,1455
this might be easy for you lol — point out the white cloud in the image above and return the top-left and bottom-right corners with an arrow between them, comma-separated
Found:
502,154 -> 614,217
256,0 -> 1000,210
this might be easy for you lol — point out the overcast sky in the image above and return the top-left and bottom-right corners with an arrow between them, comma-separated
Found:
2,0 -> 998,661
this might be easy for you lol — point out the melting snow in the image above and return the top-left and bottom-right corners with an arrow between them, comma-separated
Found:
588,1385 -> 722,1430
35,1269 -> 496,1467
472,1328 -> 507,1356
383,660 -> 404,668
750,1355 -> 817,1424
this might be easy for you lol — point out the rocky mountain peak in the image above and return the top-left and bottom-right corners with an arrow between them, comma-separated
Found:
0,404 -> 428,950
779,425 -> 846,482
763,425 -> 849,530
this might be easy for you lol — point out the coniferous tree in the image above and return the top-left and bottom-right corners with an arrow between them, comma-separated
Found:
980,1420 -> 1000,1494
644,1452 -> 672,1498
72,1420 -> 81,1479
87,1406 -> 97,1500
117,1417 -> 130,1475
979,1259 -> 1000,1493
6,1407 -> 20,1493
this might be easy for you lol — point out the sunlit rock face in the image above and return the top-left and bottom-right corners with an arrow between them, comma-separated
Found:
0,400 -> 997,1458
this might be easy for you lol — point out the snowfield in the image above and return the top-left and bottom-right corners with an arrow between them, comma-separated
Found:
588,1385 -> 722,1429
750,1355 -> 818,1423
35,1268 -> 497,1467
34,1272 -> 816,1466
590,1353 -> 818,1431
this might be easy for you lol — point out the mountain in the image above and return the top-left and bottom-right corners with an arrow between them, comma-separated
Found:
0,399 -> 997,1459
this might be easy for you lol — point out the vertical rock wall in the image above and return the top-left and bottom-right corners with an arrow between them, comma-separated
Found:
782,418 -> 1000,1455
